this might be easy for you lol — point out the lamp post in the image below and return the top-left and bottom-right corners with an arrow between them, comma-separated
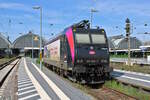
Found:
19,22 -> 29,34
8,19 -> 11,55
8,19 -> 11,39
47,24 -> 53,39
90,8 -> 98,28
33,6 -> 42,70
32,33 -> 34,61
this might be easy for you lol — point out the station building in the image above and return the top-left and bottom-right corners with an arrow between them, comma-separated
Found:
13,31 -> 45,57
108,35 -> 143,57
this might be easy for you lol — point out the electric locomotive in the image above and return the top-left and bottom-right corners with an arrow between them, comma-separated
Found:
43,20 -> 112,84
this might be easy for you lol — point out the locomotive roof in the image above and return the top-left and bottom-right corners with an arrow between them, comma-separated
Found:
45,27 -> 106,46
45,20 -> 105,45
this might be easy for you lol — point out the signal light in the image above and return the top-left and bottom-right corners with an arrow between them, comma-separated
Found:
125,18 -> 130,36
126,23 -> 130,33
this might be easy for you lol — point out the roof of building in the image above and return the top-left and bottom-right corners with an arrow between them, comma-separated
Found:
0,33 -> 11,48
108,35 -> 142,50
144,41 -> 150,45
13,31 -> 45,49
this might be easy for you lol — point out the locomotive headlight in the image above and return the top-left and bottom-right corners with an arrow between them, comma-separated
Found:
90,46 -> 94,50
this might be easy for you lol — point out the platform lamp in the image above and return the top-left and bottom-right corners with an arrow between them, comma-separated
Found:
33,6 -> 43,70
90,8 -> 98,28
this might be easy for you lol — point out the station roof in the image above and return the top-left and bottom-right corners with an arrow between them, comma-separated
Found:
144,41 -> 150,45
0,33 -> 11,49
108,35 -> 142,50
13,31 -> 45,49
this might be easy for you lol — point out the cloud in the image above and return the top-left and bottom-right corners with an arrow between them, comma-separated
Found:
0,14 -> 32,19
0,3 -> 24,9
95,0 -> 150,17
76,0 -> 150,17
0,2 -> 31,12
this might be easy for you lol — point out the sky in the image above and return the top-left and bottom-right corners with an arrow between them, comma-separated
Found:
0,0 -> 150,42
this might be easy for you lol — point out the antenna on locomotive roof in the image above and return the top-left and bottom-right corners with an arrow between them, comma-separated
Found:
72,20 -> 90,29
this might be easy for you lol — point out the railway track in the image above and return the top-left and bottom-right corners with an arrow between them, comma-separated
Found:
44,64 -> 138,100
89,86 -> 137,100
0,58 -> 20,100
68,79 -> 138,100
0,57 -> 19,70
0,58 -> 20,87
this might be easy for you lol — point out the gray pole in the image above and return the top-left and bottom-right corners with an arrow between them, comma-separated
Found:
32,33 -> 33,61
128,32 -> 131,66
90,9 -> 93,28
32,6 -> 42,70
90,9 -> 98,28
40,7 -> 42,70
126,18 -> 131,66
8,19 -> 11,55
8,19 -> 11,38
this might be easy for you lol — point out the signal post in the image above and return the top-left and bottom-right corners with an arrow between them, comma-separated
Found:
125,18 -> 131,66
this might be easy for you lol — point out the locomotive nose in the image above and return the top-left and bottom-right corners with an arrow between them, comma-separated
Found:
76,45 -> 109,64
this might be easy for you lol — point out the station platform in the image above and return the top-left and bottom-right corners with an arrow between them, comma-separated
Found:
110,58 -> 150,65
17,57 -> 92,100
18,58 -> 41,100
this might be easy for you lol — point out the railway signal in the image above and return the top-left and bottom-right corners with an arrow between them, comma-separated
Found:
125,18 -> 130,37
125,18 -> 131,66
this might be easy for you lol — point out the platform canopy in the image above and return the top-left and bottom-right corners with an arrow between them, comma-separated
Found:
140,45 -> 150,51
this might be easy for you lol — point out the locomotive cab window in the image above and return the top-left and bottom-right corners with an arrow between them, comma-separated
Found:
76,34 -> 90,44
91,34 -> 106,44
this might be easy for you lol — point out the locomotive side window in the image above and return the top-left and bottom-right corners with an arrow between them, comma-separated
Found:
91,34 -> 106,44
76,34 -> 90,44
